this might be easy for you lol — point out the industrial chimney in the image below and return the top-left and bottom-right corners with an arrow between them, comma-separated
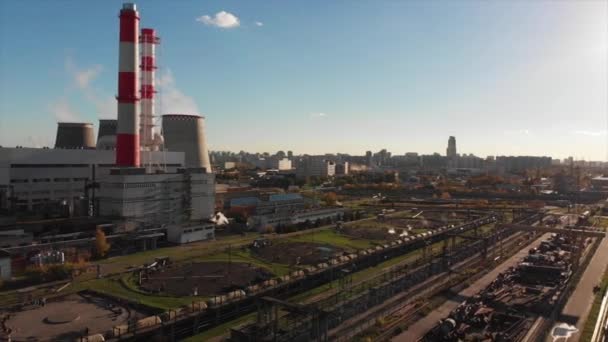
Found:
115,3 -> 140,167
139,28 -> 159,149
162,114 -> 212,172
97,119 -> 117,150
55,123 -> 95,149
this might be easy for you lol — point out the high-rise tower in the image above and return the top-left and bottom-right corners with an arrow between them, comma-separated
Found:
446,136 -> 457,158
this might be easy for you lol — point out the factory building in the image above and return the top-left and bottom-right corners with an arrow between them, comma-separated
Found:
0,147 -> 184,213
0,2 -> 216,244
98,167 -> 214,225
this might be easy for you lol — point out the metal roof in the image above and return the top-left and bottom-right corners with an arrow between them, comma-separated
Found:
269,193 -> 303,202
230,197 -> 260,207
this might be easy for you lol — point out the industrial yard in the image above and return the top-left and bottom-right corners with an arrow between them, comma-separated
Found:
1,292 -> 147,342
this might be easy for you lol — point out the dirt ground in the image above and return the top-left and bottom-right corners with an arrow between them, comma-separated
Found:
141,262 -> 272,297
252,242 -> 343,266
2,293 -> 142,342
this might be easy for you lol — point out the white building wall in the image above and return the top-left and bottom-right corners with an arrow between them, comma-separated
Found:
0,147 -> 184,211
167,223 -> 215,244
98,169 -> 215,225
276,158 -> 292,171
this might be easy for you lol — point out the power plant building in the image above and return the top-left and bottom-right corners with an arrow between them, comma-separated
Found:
97,167 -> 215,225
1,2 -> 216,241
0,147 -> 185,213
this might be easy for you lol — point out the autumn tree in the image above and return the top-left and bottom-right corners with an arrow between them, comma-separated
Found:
95,227 -> 110,258
323,192 -> 338,206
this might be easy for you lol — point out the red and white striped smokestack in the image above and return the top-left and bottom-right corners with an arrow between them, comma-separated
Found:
116,3 -> 140,167
139,28 -> 159,149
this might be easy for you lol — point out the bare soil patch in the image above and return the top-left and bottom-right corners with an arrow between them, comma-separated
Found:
252,242 -> 343,266
141,262 -> 272,297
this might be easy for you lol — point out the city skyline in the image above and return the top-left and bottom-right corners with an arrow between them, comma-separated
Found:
0,0 -> 606,160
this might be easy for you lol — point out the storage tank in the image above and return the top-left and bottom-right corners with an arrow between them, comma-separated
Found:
55,122 -> 95,149
162,114 -> 211,172
97,119 -> 117,150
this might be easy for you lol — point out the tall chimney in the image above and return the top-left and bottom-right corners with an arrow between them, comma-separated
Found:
116,3 -> 140,167
139,28 -> 159,149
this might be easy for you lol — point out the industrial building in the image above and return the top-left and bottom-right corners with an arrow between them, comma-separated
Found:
0,3 -> 216,245
0,147 -> 184,213
591,176 -> 608,191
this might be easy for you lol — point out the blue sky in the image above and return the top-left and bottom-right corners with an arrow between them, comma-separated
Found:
0,1 -> 606,160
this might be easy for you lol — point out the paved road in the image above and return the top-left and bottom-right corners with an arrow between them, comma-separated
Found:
547,236 -> 608,342
392,233 -> 550,342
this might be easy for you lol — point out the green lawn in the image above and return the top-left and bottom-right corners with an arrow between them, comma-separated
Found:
98,233 -> 260,274
287,229 -> 375,250
70,276 -> 196,310
80,249 -> 291,311
580,264 -> 608,342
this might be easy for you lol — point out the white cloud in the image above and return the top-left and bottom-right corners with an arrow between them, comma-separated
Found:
504,129 -> 531,136
50,98 -> 80,122
255,21 -> 264,27
64,57 -> 115,118
573,130 -> 607,137
196,11 -> 240,29
310,112 -> 327,118
66,59 -> 102,90
157,69 -> 200,114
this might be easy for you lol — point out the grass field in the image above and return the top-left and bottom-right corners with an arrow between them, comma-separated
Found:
580,264 -> 608,342
287,229 -> 375,250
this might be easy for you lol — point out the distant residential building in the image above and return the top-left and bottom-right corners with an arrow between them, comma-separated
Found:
335,162 -> 349,175
446,136 -> 457,158
296,157 -> 336,179
365,151 -> 373,166
456,154 -> 484,169
269,158 -> 292,171
224,161 -> 236,169
496,156 -> 552,173
420,153 -> 448,170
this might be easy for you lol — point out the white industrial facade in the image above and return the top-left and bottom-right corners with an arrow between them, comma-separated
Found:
167,222 -> 215,244
0,147 -> 184,212
98,168 -> 215,225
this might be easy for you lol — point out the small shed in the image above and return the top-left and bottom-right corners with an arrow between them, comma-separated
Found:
0,249 -> 11,280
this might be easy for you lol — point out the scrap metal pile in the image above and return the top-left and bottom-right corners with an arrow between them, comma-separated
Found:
423,233 -> 580,341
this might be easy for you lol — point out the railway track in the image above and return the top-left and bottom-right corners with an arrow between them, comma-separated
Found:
333,230 -> 535,341
109,213 -> 540,341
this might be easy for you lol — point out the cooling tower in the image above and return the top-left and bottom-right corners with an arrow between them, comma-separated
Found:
162,114 -> 211,172
55,122 -> 95,149
97,119 -> 117,150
